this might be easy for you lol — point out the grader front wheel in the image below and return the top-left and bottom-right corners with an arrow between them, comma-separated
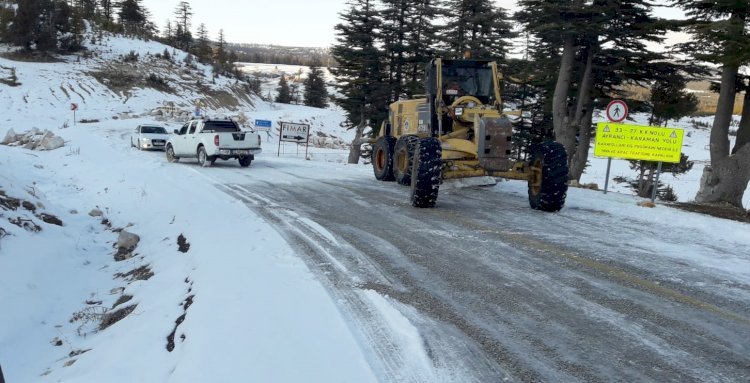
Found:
410,137 -> 442,208
528,141 -> 568,212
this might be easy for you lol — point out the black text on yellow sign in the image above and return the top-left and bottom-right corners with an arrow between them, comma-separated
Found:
594,122 -> 685,163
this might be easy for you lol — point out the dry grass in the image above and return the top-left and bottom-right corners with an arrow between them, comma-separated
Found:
621,81 -> 745,115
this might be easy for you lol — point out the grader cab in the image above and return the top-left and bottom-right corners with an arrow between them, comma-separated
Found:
371,58 -> 569,211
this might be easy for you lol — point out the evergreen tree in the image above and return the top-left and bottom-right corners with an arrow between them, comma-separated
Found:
403,0 -> 441,97
174,1 -> 193,50
119,0 -> 147,36
194,23 -> 211,62
648,74 -> 698,127
74,0 -> 97,19
5,0 -> 78,51
101,0 -> 115,27
332,0 -> 390,163
516,0 -> 673,181
441,0 -> 514,59
162,19 -> 173,44
673,0 -> 750,207
303,62 -> 329,108
214,28 -> 229,73
275,75 -> 292,104
331,0 -> 388,130
380,0 -> 410,102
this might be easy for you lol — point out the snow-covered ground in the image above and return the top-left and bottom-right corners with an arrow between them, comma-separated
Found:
1,32 -> 749,383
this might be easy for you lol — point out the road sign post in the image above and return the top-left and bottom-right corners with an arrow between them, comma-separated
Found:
594,121 -> 685,200
255,119 -> 273,142
602,100 -> 628,194
278,121 -> 310,158
70,103 -> 78,126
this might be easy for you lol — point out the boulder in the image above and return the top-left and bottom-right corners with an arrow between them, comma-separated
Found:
89,208 -> 104,217
2,128 -> 16,144
116,230 -> 140,252
39,131 -> 64,150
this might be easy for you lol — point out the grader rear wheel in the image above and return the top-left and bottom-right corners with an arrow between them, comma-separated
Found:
372,136 -> 397,181
394,135 -> 420,186
410,137 -> 442,208
528,141 -> 568,212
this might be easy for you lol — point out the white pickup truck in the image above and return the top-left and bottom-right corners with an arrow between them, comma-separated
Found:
166,117 -> 262,167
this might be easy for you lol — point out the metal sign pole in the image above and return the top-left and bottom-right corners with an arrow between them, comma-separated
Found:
277,131 -> 281,157
604,158 -> 612,194
651,161 -> 663,202
305,129 -> 310,159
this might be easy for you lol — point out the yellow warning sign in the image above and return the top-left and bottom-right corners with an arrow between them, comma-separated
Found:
594,123 -> 685,163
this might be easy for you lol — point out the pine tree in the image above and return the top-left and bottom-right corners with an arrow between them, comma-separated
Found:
332,0 -> 390,163
214,28 -> 229,73
275,75 -> 292,104
174,1 -> 193,51
6,0 -> 78,51
194,23 -> 211,63
162,19 -> 174,45
119,0 -> 147,36
673,0 -> 750,207
380,0 -> 411,103
331,0 -> 388,129
441,0 -> 514,60
303,62 -> 329,108
101,0 -> 115,26
516,0 -> 674,181
648,74 -> 698,128
403,0 -> 441,97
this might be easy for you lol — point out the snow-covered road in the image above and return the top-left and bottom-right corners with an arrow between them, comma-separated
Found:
204,156 -> 750,382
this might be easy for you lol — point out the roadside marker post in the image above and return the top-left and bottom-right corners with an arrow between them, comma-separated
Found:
70,103 -> 78,126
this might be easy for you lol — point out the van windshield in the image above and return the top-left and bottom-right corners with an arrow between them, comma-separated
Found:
142,126 -> 167,134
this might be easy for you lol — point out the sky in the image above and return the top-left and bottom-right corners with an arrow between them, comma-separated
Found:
142,0 -> 688,48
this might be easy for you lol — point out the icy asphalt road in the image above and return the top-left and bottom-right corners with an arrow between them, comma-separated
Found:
202,157 -> 749,383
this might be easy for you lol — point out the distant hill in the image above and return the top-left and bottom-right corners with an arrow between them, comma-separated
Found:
228,43 -> 334,68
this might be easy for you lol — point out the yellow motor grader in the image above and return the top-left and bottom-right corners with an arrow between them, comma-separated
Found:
371,58 -> 568,211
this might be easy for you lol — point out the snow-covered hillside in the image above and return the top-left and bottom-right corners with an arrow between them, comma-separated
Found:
0,33 -> 374,382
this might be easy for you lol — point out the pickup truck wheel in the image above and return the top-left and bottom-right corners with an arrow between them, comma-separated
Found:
166,145 -> 179,163
197,146 -> 212,167
239,156 -> 252,167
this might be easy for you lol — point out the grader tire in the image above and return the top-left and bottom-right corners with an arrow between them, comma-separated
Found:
372,136 -> 396,181
394,135 -> 420,186
410,137 -> 442,208
528,141 -> 568,212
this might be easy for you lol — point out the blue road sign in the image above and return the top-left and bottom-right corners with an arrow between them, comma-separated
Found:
255,119 -> 272,128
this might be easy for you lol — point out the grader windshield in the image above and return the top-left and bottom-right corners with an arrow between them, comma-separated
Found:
426,59 -> 499,107
442,66 -> 494,101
